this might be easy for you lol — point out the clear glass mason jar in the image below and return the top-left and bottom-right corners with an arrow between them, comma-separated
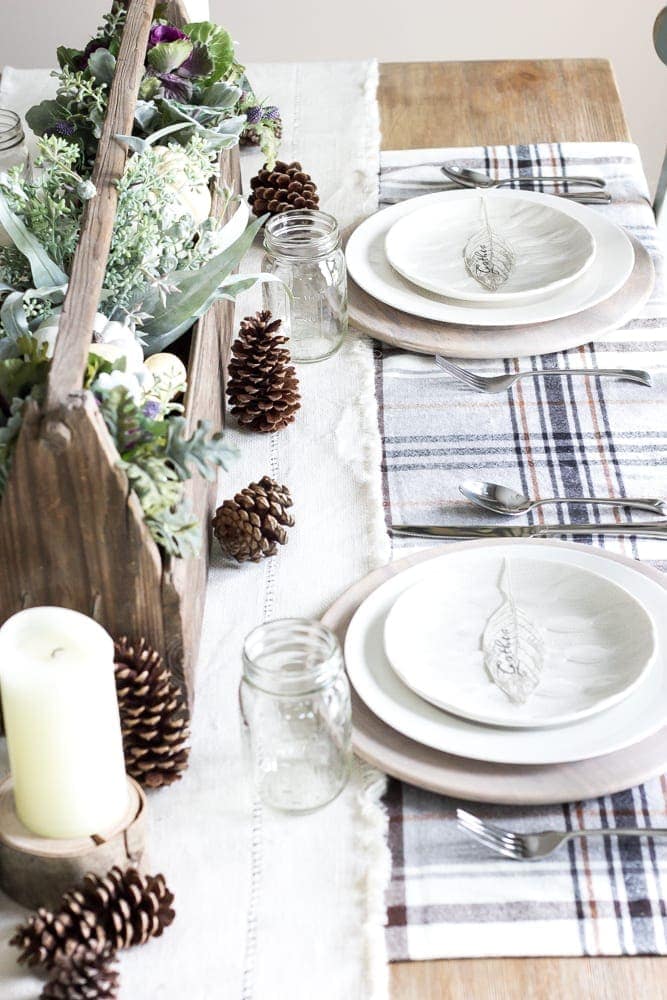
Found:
261,209 -> 348,363
240,619 -> 352,812
0,109 -> 27,172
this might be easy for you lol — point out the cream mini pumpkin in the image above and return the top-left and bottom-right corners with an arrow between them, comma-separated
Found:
144,352 -> 188,404
34,310 -> 145,373
151,145 -> 212,227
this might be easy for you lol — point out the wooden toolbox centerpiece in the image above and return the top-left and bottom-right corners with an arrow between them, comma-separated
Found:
0,0 -> 241,707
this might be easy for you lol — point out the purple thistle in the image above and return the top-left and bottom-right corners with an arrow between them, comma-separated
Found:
143,399 -> 161,420
245,105 -> 262,125
52,120 -> 76,137
264,105 -> 281,122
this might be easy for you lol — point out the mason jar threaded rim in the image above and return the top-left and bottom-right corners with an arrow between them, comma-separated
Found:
263,209 -> 341,261
0,109 -> 24,151
242,618 -> 343,695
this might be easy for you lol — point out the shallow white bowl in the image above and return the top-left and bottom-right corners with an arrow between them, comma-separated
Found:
383,557 -> 656,728
384,192 -> 596,303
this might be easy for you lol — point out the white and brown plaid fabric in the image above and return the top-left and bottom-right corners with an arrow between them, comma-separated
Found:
373,143 -> 667,960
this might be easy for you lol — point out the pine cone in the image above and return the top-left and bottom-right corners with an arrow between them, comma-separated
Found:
249,160 -> 319,217
213,476 -> 294,563
114,637 -> 190,790
227,311 -> 300,433
42,943 -> 119,1000
11,867 -> 175,970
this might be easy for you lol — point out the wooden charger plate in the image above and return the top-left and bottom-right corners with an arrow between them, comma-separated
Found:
321,540 -> 667,804
347,234 -> 654,360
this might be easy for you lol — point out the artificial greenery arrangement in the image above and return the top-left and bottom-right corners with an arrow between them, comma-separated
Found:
27,1 -> 282,168
0,2 -> 283,558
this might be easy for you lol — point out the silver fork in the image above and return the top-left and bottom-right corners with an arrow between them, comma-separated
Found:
435,356 -> 652,393
457,809 -> 667,861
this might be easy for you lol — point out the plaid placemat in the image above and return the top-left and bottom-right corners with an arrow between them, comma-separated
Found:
373,142 -> 667,960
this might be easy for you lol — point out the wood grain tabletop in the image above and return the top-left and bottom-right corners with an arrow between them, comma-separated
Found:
377,57 -> 664,1000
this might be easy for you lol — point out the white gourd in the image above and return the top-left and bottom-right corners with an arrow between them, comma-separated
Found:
34,310 -> 145,373
151,146 -> 212,226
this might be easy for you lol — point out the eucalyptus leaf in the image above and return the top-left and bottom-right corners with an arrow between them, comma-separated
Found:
0,190 -> 68,288
113,135 -> 147,155
134,100 -> 160,133
140,216 -> 266,352
143,273 -> 282,355
87,48 -> 116,85
56,45 -> 81,70
199,82 -> 241,109
216,273 -> 283,301
149,99 -> 244,151
114,121 -> 190,155
25,100 -> 63,138
147,39 -> 193,75
27,284 -> 67,308
210,115 -> 247,135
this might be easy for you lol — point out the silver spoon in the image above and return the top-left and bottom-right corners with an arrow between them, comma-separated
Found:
459,479 -> 667,517
441,164 -> 607,190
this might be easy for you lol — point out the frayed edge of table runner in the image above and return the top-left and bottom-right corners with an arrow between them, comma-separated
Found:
356,762 -> 391,1000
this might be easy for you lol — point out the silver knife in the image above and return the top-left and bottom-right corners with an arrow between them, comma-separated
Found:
391,522 -> 667,540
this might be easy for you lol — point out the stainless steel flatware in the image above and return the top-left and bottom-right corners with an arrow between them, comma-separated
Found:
382,190 -> 611,206
390,522 -> 667,540
441,164 -> 607,190
436,356 -> 652,392
459,478 -> 667,517
457,808 -> 667,861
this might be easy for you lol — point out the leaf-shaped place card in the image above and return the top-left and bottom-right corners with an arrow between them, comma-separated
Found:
482,560 -> 545,704
463,195 -> 516,292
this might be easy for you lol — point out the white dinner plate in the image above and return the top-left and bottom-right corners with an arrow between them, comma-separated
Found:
383,557 -> 656,728
384,192 -> 596,303
346,190 -> 634,327
344,542 -> 667,765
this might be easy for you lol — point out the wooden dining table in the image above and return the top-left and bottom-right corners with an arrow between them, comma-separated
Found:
378,57 -> 665,1000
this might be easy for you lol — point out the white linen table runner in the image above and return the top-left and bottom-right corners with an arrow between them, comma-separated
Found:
0,61 -> 391,1000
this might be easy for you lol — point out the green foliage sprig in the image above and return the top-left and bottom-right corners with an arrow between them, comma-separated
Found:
0,338 -> 239,557
0,134 -> 221,326
98,386 -> 239,557
26,3 -> 281,169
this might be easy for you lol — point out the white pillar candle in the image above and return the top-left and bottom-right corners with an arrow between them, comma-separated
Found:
183,0 -> 210,20
0,607 -> 129,839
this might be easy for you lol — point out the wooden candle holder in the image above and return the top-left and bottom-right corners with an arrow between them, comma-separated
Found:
0,775 -> 147,910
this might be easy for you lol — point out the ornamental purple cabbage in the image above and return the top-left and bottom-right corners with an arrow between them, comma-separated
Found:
148,24 -> 189,47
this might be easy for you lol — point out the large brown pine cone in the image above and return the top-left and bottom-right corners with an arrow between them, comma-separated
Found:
213,476 -> 294,563
41,942 -> 119,1000
227,311 -> 300,433
11,868 -> 175,970
248,160 -> 319,217
114,637 -> 190,790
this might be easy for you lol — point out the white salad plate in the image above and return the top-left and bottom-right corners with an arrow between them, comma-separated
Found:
383,557 -> 656,729
384,192 -> 596,303
345,189 -> 634,327
343,542 -> 667,766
